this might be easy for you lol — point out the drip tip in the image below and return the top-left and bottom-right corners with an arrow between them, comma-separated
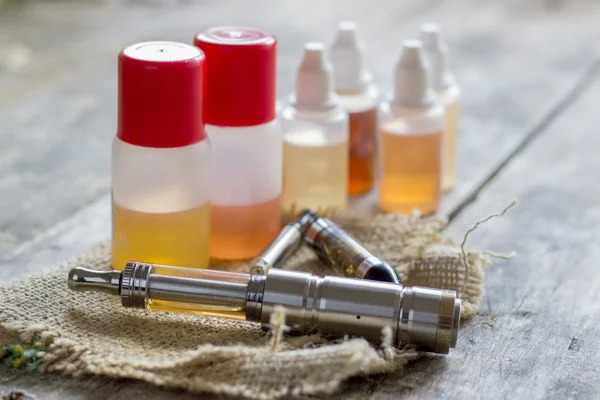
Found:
330,21 -> 372,91
68,267 -> 121,295
292,42 -> 338,111
392,40 -> 435,108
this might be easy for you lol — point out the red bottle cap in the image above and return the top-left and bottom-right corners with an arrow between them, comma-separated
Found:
117,41 -> 206,148
194,27 -> 277,127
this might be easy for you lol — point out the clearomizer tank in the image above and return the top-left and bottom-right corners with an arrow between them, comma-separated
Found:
304,217 -> 400,283
69,263 -> 460,354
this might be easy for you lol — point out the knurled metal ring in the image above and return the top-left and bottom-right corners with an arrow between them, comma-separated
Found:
121,262 -> 152,308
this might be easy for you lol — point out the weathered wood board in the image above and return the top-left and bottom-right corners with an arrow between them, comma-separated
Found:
1,0 -> 600,398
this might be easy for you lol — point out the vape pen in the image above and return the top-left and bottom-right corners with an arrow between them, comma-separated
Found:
69,262 -> 460,354
250,210 -> 317,275
305,217 -> 400,284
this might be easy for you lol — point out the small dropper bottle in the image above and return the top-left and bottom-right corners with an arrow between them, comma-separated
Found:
379,40 -> 444,215
281,42 -> 349,218
421,23 -> 461,192
330,22 -> 379,196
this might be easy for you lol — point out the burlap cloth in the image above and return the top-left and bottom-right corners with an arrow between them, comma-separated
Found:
0,214 -> 492,399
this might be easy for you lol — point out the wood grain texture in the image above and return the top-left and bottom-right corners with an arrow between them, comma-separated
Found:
1,0 -> 600,399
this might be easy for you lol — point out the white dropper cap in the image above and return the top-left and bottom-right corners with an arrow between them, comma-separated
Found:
393,40 -> 436,109
330,21 -> 372,91
292,41 -> 338,112
420,23 -> 454,90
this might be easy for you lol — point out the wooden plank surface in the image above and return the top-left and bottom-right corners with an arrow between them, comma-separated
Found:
1,0 -> 600,398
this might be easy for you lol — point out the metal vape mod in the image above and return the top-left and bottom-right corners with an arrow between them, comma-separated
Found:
305,217 -> 400,284
250,210 -> 317,275
68,262 -> 460,354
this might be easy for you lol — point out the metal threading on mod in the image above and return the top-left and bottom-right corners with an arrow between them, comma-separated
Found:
121,262 -> 152,308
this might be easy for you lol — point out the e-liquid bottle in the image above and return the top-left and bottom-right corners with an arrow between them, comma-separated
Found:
330,22 -> 379,196
194,27 -> 281,260
421,24 -> 461,192
379,40 -> 443,215
112,41 -> 210,270
281,42 -> 349,217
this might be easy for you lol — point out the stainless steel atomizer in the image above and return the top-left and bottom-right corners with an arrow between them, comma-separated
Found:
68,262 -> 460,354
251,210 -> 400,284
250,210 -> 317,275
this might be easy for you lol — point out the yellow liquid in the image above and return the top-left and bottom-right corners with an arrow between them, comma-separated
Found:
210,196 -> 281,260
380,130 -> 442,215
442,98 -> 460,191
146,299 -> 247,320
112,202 -> 210,270
282,136 -> 348,216
145,265 -> 249,319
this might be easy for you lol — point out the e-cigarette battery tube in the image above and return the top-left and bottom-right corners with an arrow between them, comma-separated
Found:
305,217 -> 401,284
68,262 -> 460,354
250,209 -> 318,275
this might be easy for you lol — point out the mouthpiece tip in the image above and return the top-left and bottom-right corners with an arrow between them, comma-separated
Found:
66,267 -> 121,295
363,263 -> 400,284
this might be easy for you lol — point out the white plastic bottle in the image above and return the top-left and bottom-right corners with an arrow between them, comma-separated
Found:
421,23 -> 461,192
194,27 -> 281,260
379,40 -> 444,215
330,21 -> 379,196
281,42 -> 349,219
112,41 -> 210,271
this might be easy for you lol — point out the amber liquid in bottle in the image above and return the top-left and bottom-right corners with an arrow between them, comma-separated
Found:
112,202 -> 211,270
348,107 -> 377,195
380,128 -> 442,215
210,197 -> 281,260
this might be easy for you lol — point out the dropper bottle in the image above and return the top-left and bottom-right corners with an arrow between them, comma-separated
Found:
194,27 -> 281,261
379,40 -> 443,215
112,41 -> 210,270
330,22 -> 379,196
281,42 -> 349,219
421,23 -> 460,192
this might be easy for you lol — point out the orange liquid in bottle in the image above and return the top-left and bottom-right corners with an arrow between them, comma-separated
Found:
348,107 -> 377,195
210,196 -> 281,260
112,202 -> 210,270
380,130 -> 442,215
